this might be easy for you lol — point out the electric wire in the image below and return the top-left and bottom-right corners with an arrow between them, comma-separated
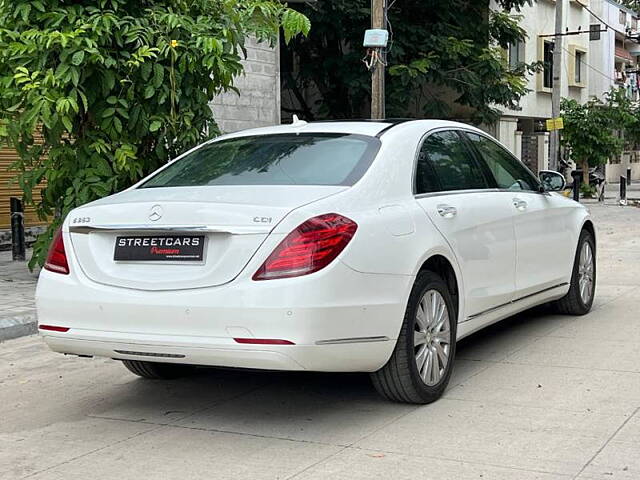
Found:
385,14 -> 394,55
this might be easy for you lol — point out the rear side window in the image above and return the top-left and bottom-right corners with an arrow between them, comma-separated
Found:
140,133 -> 380,188
415,130 -> 489,194
465,132 -> 540,192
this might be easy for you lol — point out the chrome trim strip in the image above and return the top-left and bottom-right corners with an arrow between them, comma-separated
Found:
496,188 -> 550,196
465,282 -> 569,321
512,282 -> 569,303
414,188 -> 549,200
465,303 -> 506,321
315,336 -> 390,345
114,350 -> 186,358
414,188 -> 500,199
69,224 -> 270,235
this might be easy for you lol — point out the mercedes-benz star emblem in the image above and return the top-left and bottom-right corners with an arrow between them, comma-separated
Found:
148,205 -> 163,222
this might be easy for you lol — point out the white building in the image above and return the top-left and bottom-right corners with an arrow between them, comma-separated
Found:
491,0 -> 591,173
588,0 -> 640,182
589,0 -> 640,101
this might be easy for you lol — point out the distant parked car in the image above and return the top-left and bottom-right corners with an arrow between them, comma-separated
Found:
36,119 -> 595,404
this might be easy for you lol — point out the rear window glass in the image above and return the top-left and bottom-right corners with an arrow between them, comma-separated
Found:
140,133 -> 381,188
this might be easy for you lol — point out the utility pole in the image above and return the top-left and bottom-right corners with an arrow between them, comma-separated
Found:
549,0 -> 564,172
371,0 -> 387,119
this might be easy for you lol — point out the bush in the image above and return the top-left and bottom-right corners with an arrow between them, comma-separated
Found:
580,183 -> 596,198
0,0 -> 309,268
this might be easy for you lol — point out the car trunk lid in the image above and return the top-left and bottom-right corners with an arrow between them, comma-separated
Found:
68,185 -> 346,291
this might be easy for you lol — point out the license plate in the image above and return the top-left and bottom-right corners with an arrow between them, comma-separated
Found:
114,235 -> 205,262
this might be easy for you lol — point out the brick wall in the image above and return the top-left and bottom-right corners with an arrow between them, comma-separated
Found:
209,37 -> 280,133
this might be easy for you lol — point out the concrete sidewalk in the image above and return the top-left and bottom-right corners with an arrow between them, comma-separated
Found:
603,181 -> 640,200
0,249 -> 38,341
1,202 -> 640,480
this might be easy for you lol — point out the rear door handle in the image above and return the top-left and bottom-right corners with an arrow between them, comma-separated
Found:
437,204 -> 457,218
513,198 -> 527,211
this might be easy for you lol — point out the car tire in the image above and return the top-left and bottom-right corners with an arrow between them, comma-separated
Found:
554,229 -> 596,315
371,270 -> 457,404
122,360 -> 195,379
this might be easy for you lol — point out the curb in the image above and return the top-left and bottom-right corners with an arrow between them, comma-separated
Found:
0,313 -> 37,342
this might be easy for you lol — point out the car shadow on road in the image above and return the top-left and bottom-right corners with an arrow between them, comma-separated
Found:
84,305 -> 564,431
88,366 -> 411,441
456,304 -> 560,355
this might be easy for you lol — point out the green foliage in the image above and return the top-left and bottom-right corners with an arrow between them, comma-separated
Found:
560,87 -> 637,185
580,183 -> 596,198
604,86 -> 640,150
560,98 -> 619,172
281,0 -> 540,123
0,0 -> 308,268
282,9 -> 310,44
620,1 -> 640,13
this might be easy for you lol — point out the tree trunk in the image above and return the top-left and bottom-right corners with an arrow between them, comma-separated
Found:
582,160 -> 589,187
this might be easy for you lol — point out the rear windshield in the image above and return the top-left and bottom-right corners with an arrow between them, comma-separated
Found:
140,133 -> 381,188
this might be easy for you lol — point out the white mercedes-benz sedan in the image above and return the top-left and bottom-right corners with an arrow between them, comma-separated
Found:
36,119 -> 595,404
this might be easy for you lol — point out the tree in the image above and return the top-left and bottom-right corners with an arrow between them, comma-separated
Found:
605,85 -> 640,151
620,1 -> 640,13
560,88 -> 631,187
281,0 -> 540,124
0,0 -> 309,268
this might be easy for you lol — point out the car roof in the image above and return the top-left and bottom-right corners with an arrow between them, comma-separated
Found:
218,119 -> 479,139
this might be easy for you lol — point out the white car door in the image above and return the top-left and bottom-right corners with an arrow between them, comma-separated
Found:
463,131 -> 574,298
413,129 -> 517,319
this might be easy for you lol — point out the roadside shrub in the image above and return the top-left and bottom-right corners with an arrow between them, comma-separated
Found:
0,0 -> 309,267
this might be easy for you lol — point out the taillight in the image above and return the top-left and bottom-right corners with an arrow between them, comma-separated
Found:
44,228 -> 70,275
253,213 -> 357,281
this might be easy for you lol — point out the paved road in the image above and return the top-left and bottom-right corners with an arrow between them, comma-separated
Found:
2,203 -> 640,480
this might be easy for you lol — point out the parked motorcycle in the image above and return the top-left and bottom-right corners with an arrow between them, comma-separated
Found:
557,158 -> 605,201
560,159 -> 605,189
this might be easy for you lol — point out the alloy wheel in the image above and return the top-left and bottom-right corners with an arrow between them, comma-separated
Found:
578,241 -> 594,304
414,289 -> 451,386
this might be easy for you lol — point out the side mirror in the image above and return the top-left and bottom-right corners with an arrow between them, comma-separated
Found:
539,170 -> 566,192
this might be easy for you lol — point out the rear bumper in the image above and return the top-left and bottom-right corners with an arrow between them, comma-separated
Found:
36,261 -> 412,372
42,332 -> 395,372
